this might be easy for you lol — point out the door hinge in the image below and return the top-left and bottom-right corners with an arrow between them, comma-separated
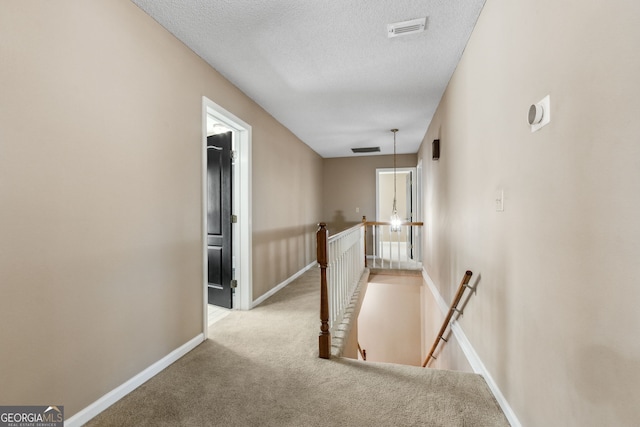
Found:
231,214 -> 238,224
231,150 -> 237,161
230,279 -> 238,289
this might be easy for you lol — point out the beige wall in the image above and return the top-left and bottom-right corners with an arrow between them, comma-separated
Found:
358,274 -> 422,366
251,115 -> 323,299
418,0 -> 640,425
0,1 -> 321,418
322,154 -> 417,233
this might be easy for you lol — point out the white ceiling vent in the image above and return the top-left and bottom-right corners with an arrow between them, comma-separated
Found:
387,17 -> 427,38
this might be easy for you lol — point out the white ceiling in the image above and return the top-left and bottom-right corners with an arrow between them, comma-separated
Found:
131,0 -> 485,158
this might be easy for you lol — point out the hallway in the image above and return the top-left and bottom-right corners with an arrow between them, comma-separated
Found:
88,268 -> 508,426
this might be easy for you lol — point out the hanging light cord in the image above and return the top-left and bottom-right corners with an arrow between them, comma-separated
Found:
392,129 -> 398,216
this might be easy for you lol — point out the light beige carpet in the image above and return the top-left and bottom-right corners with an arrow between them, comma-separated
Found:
87,268 -> 509,426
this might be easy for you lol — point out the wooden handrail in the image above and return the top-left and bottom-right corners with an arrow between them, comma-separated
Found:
422,270 -> 473,367
365,221 -> 424,227
328,221 -> 364,242
328,220 -> 424,230
317,223 -> 331,359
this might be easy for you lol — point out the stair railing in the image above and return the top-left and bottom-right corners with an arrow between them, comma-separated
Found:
361,216 -> 423,269
317,222 -> 365,359
422,270 -> 473,367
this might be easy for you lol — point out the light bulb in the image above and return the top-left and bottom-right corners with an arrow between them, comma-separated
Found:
390,211 -> 401,231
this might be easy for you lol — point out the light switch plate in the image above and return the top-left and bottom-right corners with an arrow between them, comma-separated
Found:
495,189 -> 504,212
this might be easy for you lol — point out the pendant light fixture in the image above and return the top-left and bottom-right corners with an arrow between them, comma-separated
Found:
390,129 -> 401,231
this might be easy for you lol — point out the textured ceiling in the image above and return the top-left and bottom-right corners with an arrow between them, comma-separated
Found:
131,0 -> 485,158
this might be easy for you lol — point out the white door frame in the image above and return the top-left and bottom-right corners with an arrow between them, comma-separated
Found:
415,159 -> 423,262
202,97 -> 253,336
375,167 -> 419,261
375,167 -> 417,222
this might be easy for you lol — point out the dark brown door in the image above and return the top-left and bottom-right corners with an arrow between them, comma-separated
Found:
207,132 -> 232,308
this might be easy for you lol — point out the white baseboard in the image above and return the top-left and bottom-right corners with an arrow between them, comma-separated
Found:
65,333 -> 204,427
251,261 -> 317,308
422,269 -> 522,427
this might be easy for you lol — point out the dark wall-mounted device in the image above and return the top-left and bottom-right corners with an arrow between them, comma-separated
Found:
432,139 -> 440,160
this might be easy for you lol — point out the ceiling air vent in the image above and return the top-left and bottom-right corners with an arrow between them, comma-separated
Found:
387,17 -> 427,38
351,147 -> 380,154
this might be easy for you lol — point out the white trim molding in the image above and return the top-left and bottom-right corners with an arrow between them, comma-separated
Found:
65,334 -> 204,427
422,268 -> 522,427
252,261 -> 317,308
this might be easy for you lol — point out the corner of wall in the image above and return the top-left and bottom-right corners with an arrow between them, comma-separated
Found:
64,334 -> 204,427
